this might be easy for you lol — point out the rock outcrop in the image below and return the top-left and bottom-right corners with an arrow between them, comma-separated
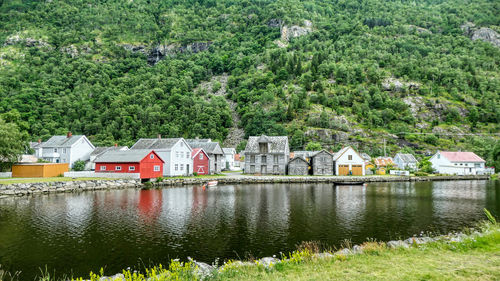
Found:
120,42 -> 213,65
281,20 -> 312,41
461,22 -> 500,48
382,77 -> 420,91
4,34 -> 52,49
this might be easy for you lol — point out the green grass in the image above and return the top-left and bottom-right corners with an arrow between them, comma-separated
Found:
65,221 -> 499,281
0,177 -> 115,185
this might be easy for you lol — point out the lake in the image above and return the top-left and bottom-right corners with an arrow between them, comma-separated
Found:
0,180 -> 498,280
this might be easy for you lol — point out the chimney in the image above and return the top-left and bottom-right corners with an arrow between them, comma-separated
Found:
67,132 -> 72,138
157,134 -> 161,139
114,143 -> 118,147
38,139 -> 42,144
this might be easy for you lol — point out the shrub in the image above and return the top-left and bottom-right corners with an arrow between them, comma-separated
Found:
73,160 -> 86,171
414,171 -> 429,176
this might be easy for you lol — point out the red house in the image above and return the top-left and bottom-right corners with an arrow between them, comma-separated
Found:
95,150 -> 164,179
192,148 -> 210,175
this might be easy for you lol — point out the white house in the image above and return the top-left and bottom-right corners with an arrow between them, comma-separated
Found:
394,153 -> 419,170
89,145 -> 129,170
36,132 -> 95,168
222,148 -> 236,171
333,146 -> 365,176
130,136 -> 193,176
429,151 -> 486,175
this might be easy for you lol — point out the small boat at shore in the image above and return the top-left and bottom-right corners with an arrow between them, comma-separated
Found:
333,181 -> 365,186
207,180 -> 218,187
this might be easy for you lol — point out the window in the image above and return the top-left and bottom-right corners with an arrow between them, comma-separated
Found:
199,153 -> 203,160
250,155 -> 255,163
437,154 -> 440,159
348,155 -> 352,160
154,165 -> 160,172
259,143 -> 268,153
250,165 -> 255,173
261,155 -> 267,163
180,164 -> 184,170
63,148 -> 66,154
150,154 -> 154,159
116,166 -> 122,171
186,152 -> 189,158
274,155 -> 279,164
129,166 -> 135,171
54,148 -> 58,153
176,151 -> 179,158
175,164 -> 178,171
100,166 -> 106,171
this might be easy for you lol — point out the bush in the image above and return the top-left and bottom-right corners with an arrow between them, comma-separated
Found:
73,160 -> 86,171
414,171 -> 429,176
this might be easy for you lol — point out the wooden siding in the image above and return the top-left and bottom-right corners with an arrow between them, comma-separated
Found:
12,163 -> 69,178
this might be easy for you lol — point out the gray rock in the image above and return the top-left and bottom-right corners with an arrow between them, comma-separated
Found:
313,252 -> 334,259
99,273 -> 124,281
335,248 -> 351,256
188,258 -> 214,278
257,257 -> 280,268
352,245 -> 363,254
386,240 -> 409,249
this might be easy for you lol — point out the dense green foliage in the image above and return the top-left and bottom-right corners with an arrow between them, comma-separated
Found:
0,0 -> 499,163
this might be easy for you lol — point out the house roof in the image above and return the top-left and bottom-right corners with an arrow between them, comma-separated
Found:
288,156 -> 309,165
439,151 -> 485,162
131,138 -> 182,151
395,153 -> 418,163
191,148 -> 210,159
187,140 -> 223,155
30,141 -> 45,149
185,138 -> 211,143
222,148 -> 235,155
360,153 -> 371,161
312,150 -> 334,158
245,135 -> 289,154
95,150 -> 163,163
91,146 -> 128,157
333,146 -> 363,161
40,135 -> 91,148
374,157 -> 395,167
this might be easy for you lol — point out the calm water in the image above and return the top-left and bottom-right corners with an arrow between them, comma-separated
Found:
0,180 -> 498,280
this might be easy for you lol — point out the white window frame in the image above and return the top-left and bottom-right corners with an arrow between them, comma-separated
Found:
154,165 -> 160,172
54,148 -> 58,153
186,152 -> 189,158
175,164 -> 178,171
100,166 -> 106,171
180,164 -> 184,170
129,166 -> 135,171
150,154 -> 154,159
63,148 -> 66,154
115,166 -> 122,171
199,153 -> 203,160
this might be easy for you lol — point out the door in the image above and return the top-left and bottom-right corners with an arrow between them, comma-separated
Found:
352,165 -> 363,176
338,165 -> 349,176
186,164 -> 190,176
261,165 -> 267,174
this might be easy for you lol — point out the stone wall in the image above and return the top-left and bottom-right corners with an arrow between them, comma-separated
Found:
0,179 -> 141,197
64,171 -> 141,179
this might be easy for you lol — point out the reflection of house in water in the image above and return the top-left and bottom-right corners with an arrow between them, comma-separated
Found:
334,185 -> 367,230
138,190 -> 163,223
65,196 -> 93,234
160,188 -> 193,238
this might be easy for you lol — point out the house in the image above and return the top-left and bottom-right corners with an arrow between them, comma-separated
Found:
186,139 -> 224,174
373,157 -> 397,175
234,153 -> 241,168
394,153 -> 418,170
287,157 -> 309,175
429,151 -> 486,175
130,137 -> 192,176
222,148 -> 236,171
292,151 -> 318,162
95,150 -> 164,179
12,163 -> 69,178
89,145 -> 129,170
192,148 -> 210,175
36,132 -> 95,168
333,146 -> 365,176
311,150 -> 334,175
360,153 -> 372,162
30,139 -> 44,158
244,135 -> 290,175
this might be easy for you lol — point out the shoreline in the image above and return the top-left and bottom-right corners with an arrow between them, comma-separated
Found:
0,174 -> 491,197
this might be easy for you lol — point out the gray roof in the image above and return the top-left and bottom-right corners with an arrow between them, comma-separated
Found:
95,149 -> 162,163
30,141 -> 45,149
40,135 -> 90,148
361,153 -> 371,161
395,153 -> 418,163
222,148 -> 235,155
288,156 -> 309,165
91,146 -> 128,157
245,135 -> 289,154
293,151 -> 319,159
130,138 -> 181,151
187,140 -> 223,155
312,150 -> 334,158
186,138 -> 212,143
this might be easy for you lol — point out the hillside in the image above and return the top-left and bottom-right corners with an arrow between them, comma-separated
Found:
0,0 -> 499,164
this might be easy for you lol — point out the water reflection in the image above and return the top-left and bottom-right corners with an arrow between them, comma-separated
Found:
0,180 -> 498,281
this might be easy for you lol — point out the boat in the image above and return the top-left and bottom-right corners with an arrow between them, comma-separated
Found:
207,180 -> 218,187
333,181 -> 365,186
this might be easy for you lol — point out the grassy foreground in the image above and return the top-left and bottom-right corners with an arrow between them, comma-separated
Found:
68,220 -> 500,281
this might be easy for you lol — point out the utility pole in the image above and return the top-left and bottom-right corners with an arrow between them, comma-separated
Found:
383,138 -> 386,157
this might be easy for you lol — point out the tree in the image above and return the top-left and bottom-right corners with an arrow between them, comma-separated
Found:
305,141 -> 322,151
73,160 -> 86,171
418,157 -> 435,173
0,117 -> 25,165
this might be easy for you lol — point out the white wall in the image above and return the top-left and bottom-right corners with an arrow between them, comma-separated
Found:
335,147 -> 365,175
163,139 -> 193,176
430,152 -> 485,175
69,137 -> 94,167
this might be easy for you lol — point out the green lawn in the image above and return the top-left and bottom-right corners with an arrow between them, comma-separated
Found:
0,177 -> 115,185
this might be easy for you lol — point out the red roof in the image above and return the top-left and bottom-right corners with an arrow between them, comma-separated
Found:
440,151 -> 485,162
191,148 -> 201,156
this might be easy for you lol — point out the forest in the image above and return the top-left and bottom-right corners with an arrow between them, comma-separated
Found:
0,0 -> 499,165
